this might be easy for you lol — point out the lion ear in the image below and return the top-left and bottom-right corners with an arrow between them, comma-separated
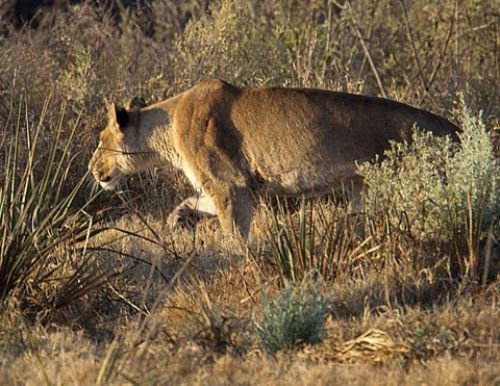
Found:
115,106 -> 129,128
108,103 -> 129,129
127,97 -> 147,110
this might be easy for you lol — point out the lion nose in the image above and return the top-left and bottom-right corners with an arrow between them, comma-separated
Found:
94,170 -> 112,183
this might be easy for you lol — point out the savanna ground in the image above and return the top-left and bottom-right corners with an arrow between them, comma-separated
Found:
0,1 -> 498,385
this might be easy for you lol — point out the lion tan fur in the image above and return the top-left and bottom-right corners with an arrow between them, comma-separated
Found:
89,79 -> 459,240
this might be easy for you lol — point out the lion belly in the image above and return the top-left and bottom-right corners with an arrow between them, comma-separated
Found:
245,147 -> 356,196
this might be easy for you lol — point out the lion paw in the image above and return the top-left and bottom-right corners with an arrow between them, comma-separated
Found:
167,208 -> 198,230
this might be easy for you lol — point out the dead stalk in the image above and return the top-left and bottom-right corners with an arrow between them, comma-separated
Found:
345,0 -> 388,98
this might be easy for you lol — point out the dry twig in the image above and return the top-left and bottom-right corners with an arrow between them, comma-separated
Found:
398,0 -> 430,98
345,0 -> 388,98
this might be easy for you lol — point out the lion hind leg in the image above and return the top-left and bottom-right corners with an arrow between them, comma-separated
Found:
333,175 -> 364,212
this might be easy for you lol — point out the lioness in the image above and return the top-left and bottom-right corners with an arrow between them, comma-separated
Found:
89,79 -> 459,240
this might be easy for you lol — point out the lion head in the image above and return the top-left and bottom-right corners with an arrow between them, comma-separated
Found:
88,98 -> 153,190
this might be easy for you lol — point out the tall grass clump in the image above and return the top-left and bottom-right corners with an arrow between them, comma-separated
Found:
254,273 -> 329,354
358,99 -> 498,280
0,96 -> 106,310
267,199 -> 378,284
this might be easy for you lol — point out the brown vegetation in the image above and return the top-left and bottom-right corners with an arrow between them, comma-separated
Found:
0,1 -> 498,384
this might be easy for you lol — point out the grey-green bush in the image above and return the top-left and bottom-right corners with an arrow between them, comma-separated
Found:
255,275 -> 329,354
357,98 -> 498,278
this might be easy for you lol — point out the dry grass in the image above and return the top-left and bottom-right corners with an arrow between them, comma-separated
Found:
0,0 -> 499,385
1,255 -> 498,385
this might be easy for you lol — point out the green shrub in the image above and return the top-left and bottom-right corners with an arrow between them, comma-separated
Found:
174,0 -> 285,87
254,274 -> 329,354
357,99 -> 498,279
174,0 -> 343,89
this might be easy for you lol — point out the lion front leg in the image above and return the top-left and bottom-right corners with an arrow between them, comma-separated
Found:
206,184 -> 253,241
167,192 -> 217,229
